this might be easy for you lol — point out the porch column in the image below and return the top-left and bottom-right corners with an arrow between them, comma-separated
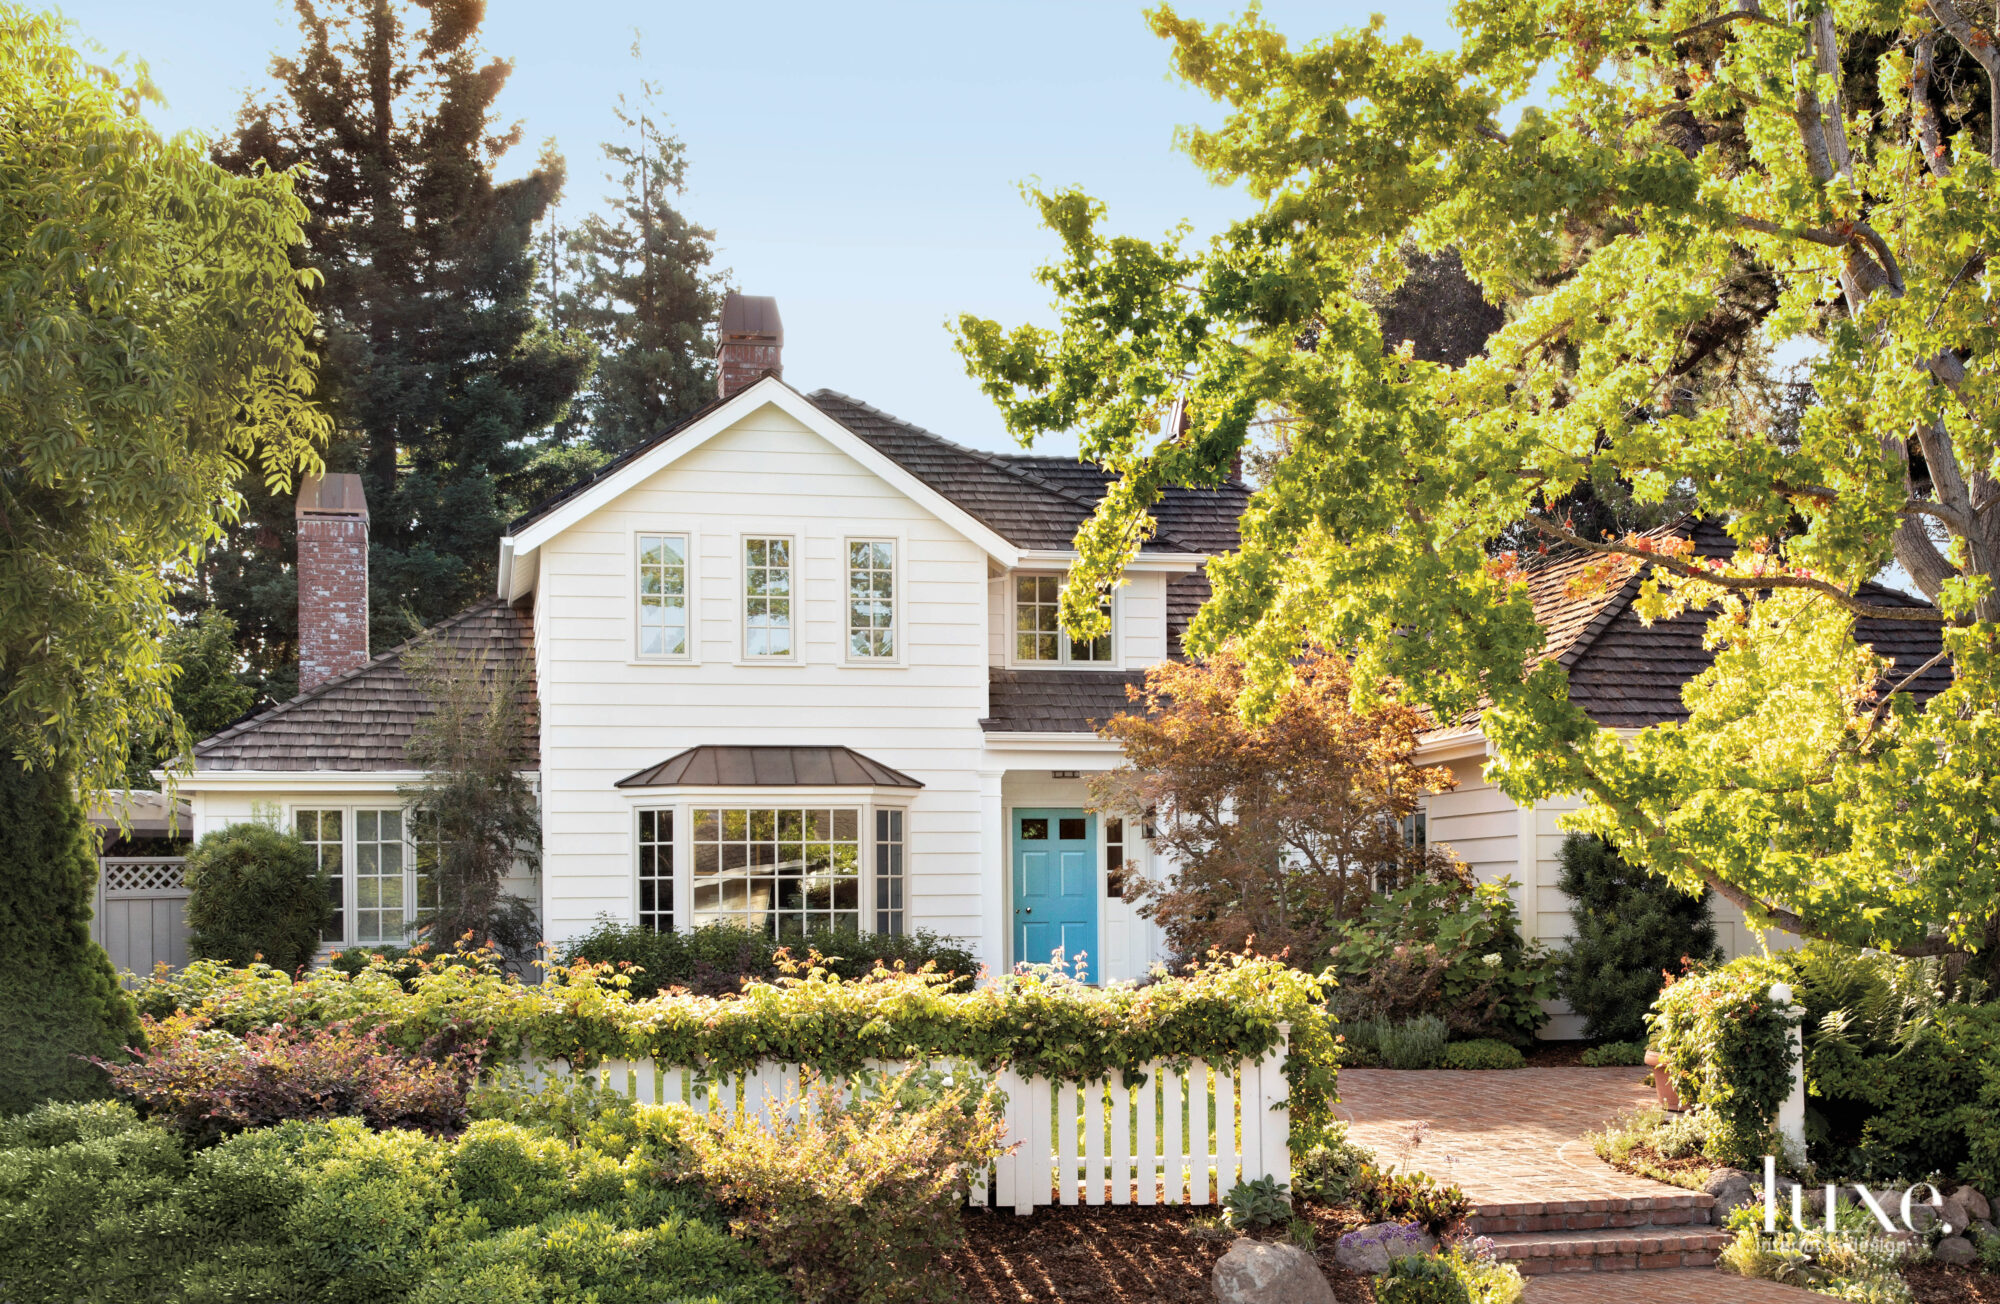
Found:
978,767 -> 1006,976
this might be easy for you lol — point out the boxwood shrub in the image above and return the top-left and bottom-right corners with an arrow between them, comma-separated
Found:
1441,1039 -> 1525,1071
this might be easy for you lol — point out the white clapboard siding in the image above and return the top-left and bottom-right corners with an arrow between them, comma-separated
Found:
530,1024 -> 1292,1214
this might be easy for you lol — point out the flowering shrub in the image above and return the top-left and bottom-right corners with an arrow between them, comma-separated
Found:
672,1068 -> 1006,1304
1330,878 -> 1552,1044
138,948 -> 1343,1150
1648,956 -> 1800,1165
96,1015 -> 474,1144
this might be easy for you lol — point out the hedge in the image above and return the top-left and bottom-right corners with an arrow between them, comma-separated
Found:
137,949 -> 1342,1146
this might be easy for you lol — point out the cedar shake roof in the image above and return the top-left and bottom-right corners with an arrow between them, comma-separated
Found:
504,383 -> 1252,558
614,745 -> 922,789
983,668 -> 1146,733
191,599 -> 537,771
1431,517 -> 1952,740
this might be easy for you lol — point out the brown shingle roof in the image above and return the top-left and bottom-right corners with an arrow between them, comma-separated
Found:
982,668 -> 1146,733
192,599 -> 536,771
1447,518 -> 1953,736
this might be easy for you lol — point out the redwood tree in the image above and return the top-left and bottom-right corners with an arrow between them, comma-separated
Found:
1091,646 -> 1456,967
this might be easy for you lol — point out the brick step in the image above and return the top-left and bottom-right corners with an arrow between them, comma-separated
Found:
1480,1225 -> 1733,1275
1468,1192 -> 1716,1236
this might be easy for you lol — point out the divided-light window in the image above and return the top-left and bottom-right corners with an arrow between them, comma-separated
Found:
744,537 -> 793,658
1014,574 -> 1113,664
847,540 -> 895,659
637,534 -> 689,658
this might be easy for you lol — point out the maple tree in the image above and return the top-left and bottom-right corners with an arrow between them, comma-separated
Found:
959,0 -> 2000,958
1091,647 -> 1455,966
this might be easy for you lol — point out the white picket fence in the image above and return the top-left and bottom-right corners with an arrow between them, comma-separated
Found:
539,1024 -> 1291,1215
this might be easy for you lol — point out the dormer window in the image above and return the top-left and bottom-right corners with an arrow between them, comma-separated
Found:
1014,573 -> 1114,665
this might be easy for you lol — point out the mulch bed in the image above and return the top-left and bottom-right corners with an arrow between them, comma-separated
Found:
1908,1265 -> 2000,1303
944,1201 -> 1378,1303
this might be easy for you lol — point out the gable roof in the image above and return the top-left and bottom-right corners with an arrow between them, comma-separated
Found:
190,599 -> 536,772
501,379 -> 1250,572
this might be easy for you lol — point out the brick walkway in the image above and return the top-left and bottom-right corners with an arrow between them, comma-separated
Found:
1337,1067 -> 1825,1301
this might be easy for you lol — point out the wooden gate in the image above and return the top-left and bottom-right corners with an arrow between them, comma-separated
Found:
555,1026 -> 1291,1214
93,856 -> 191,980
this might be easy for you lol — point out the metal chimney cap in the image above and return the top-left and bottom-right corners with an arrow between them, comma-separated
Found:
719,293 -> 782,344
296,471 -> 369,519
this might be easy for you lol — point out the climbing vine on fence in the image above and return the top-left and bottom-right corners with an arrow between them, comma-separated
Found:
138,948 -> 1342,1146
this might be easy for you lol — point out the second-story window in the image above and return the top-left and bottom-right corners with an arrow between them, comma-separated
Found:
847,540 -> 895,659
744,537 -> 793,658
1014,574 -> 1113,665
637,534 -> 688,658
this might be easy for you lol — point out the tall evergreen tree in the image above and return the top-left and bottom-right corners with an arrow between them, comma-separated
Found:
560,49 -> 726,455
1553,835 -> 1722,1043
211,0 -> 591,666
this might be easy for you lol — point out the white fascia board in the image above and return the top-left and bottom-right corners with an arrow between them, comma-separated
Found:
1013,549 -> 1210,575
1412,732 -> 1492,766
170,770 -> 539,795
982,732 -> 1124,754
499,379 -> 1021,582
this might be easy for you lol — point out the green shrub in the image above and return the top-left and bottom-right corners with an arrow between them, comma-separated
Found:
1443,1039 -> 1525,1070
1581,1041 -> 1648,1067
1377,1252 -> 1471,1304
1649,955 -> 1799,1166
679,1066 -> 1006,1304
1223,1175 -> 1293,1228
0,759 -> 140,1113
184,822 -> 329,973
1552,835 -> 1720,1043
560,919 -> 978,997
0,1101 -> 786,1304
1292,1121 -> 1373,1203
1375,1015 -> 1451,1069
1331,877 -> 1552,1044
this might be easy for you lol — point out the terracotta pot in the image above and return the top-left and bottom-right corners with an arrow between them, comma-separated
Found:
1644,1049 -> 1685,1112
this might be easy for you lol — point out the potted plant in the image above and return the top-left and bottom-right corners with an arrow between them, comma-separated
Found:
1642,1045 -> 1685,1112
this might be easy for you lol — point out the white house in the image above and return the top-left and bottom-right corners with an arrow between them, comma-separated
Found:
175,295 -> 1248,984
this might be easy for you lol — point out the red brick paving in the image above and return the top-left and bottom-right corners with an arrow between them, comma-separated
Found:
1337,1067 -> 1825,1301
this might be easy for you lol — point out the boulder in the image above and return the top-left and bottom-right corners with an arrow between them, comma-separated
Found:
1909,1203 -> 1940,1234
1972,1218 -> 1997,1240
1704,1168 -> 1756,1218
1940,1193 -> 1970,1234
1333,1222 -> 1436,1276
1952,1185 -> 1992,1224
1213,1237 -> 1338,1304
1933,1235 -> 1979,1267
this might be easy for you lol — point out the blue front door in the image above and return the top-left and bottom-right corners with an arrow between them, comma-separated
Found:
1013,808 -> 1097,982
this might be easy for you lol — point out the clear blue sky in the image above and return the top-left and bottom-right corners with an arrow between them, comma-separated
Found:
64,0 -> 1460,455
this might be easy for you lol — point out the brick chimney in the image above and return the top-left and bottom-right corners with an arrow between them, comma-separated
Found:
296,472 -> 370,693
717,293 -> 783,398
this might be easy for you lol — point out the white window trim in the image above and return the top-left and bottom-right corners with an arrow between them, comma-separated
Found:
738,531 -> 801,663
632,529 -> 697,664
287,801 -> 427,949
622,788 -> 912,936
841,533 -> 904,666
1008,571 -> 1120,669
